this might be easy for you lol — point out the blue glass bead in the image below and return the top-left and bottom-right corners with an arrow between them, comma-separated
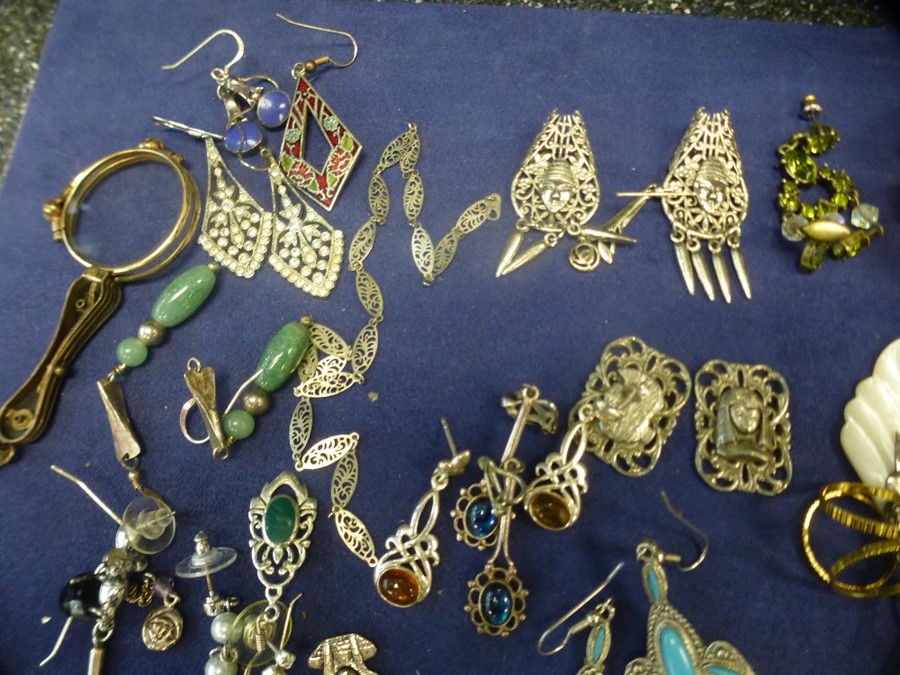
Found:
224,121 -> 262,154
465,497 -> 497,539
481,582 -> 513,627
257,90 -> 291,129
59,574 -> 102,621
659,625 -> 696,675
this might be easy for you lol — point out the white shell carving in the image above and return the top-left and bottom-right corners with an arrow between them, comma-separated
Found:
840,338 -> 900,488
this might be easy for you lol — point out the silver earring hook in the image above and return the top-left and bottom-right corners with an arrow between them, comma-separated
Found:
537,561 -> 623,656
276,14 -> 359,69
660,491 -> 709,572
161,29 -> 245,78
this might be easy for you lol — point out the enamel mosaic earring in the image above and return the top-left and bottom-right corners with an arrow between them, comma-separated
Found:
275,15 -> 363,211
626,497 -> 755,675
537,562 -> 623,674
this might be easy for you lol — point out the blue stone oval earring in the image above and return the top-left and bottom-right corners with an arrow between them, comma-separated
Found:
453,385 -> 559,636
625,497 -> 755,675
537,562 -> 622,674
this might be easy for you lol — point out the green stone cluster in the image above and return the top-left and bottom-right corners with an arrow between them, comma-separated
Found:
776,100 -> 883,272
115,264 -> 217,368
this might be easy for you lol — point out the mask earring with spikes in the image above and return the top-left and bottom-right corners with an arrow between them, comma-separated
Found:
496,109 -> 640,276
275,14 -> 363,211
626,494 -> 755,675
620,108 -> 751,303
537,562 -> 623,674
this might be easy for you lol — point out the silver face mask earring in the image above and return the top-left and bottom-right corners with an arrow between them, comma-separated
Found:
496,110 -> 637,276
620,108 -> 751,302
537,562 -> 623,674
694,359 -> 792,495
572,336 -> 691,477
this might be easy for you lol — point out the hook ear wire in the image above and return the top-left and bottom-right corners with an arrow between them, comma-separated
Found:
162,29 -> 245,74
275,14 -> 359,69
660,491 -> 709,572
537,561 -> 624,656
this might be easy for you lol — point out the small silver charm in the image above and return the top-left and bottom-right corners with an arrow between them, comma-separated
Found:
309,633 -> 378,675
572,337 -> 691,476
694,359 -> 791,495
497,110 -> 636,276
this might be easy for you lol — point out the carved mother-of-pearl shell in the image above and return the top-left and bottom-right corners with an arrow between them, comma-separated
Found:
840,338 -> 900,488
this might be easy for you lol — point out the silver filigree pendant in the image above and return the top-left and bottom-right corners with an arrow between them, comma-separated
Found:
694,360 -> 791,495
497,110 -> 635,276
572,337 -> 691,477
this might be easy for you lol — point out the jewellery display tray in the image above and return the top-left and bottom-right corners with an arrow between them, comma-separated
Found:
0,0 -> 897,672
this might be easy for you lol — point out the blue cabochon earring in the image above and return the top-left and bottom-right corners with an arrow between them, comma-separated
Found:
452,384 -> 559,635
626,495 -> 755,675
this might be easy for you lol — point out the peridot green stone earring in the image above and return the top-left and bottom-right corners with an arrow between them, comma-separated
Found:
777,95 -> 884,271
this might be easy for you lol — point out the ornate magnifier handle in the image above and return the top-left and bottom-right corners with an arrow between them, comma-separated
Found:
0,269 -> 122,464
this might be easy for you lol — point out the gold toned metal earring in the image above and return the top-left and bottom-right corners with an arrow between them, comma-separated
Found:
802,338 -> 900,597
572,336 -> 691,477
694,359 -> 791,495
620,108 -> 751,302
537,562 -> 623,674
497,110 -> 638,276
454,385 -> 559,635
626,495 -> 755,674
777,95 -> 884,271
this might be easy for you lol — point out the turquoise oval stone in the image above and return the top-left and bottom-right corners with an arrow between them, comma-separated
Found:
255,322 -> 311,392
706,667 -> 740,675
223,409 -> 254,440
116,337 -> 148,367
591,626 -> 607,664
647,569 -> 661,601
660,625 -> 696,675
151,265 -> 217,328
264,494 -> 298,545
481,582 -> 513,627
465,497 -> 497,539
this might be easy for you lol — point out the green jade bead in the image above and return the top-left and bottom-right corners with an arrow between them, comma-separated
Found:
116,337 -> 148,367
254,322 -> 311,393
151,264 -> 217,328
223,409 -> 255,440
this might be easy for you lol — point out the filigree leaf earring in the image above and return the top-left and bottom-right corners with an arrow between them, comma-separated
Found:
626,496 -> 755,675
571,336 -> 691,477
275,15 -> 363,211
620,108 -> 751,302
694,359 -> 791,495
497,110 -> 636,276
